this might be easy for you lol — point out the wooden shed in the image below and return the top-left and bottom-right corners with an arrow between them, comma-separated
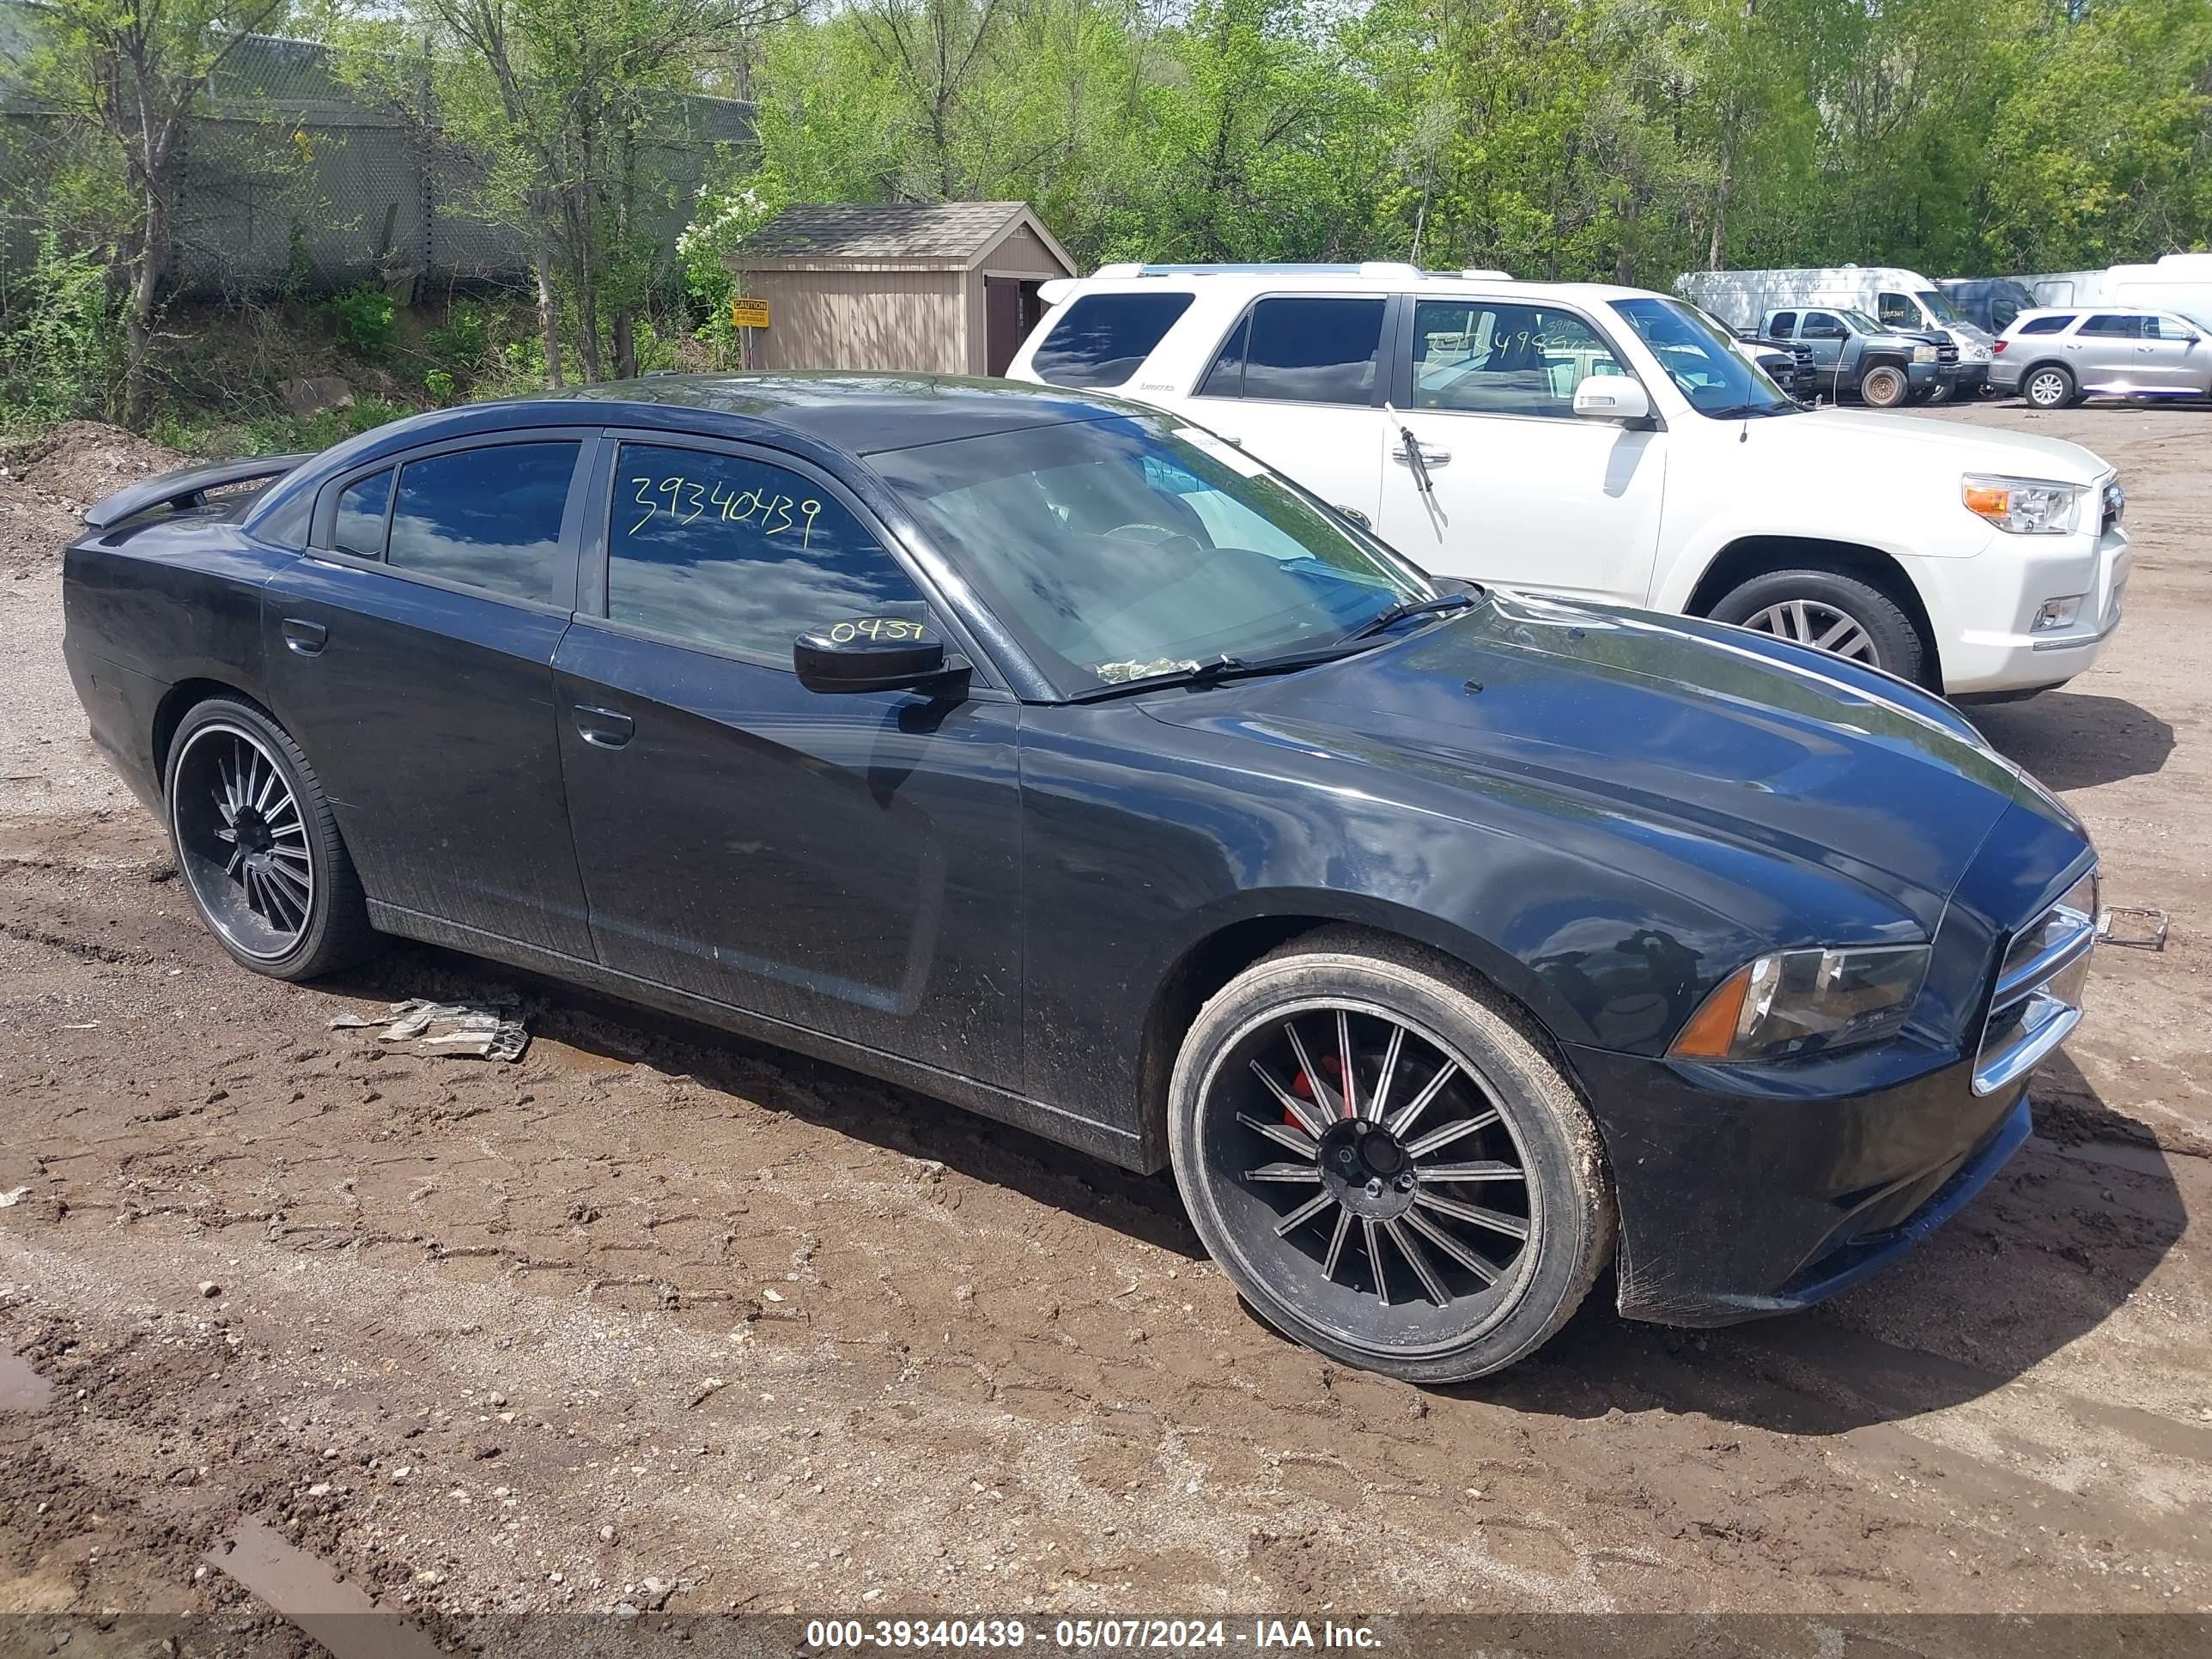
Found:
726,202 -> 1076,378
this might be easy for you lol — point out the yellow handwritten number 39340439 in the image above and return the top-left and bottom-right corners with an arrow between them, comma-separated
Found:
630,475 -> 823,550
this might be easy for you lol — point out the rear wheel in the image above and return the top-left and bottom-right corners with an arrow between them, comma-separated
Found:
1709,568 -> 1927,684
166,697 -> 375,980
2023,363 -> 2076,410
1167,929 -> 1613,1383
1858,364 -> 1910,408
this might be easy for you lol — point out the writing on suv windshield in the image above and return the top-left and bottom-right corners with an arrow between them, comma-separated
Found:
868,416 -> 1433,696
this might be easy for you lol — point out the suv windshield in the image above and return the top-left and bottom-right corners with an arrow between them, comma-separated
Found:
870,415 -> 1432,696
1609,296 -> 1796,417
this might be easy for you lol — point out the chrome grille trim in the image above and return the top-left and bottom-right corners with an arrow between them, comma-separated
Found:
1973,878 -> 2096,1097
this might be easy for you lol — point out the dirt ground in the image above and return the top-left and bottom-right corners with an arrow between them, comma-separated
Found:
0,404 -> 2207,1646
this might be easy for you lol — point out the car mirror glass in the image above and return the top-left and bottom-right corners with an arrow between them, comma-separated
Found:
793,618 -> 963,696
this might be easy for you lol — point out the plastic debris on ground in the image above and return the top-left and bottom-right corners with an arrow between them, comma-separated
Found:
329,998 -> 530,1061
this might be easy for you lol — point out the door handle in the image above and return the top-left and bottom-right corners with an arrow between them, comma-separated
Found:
1389,444 -> 1452,468
573,704 -> 635,749
280,617 -> 327,657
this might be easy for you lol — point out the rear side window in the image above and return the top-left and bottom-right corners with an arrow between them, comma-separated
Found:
333,469 -> 392,559
1200,297 -> 1386,406
2077,314 -> 2137,337
2017,314 -> 2072,335
1768,312 -> 1797,339
1028,292 -> 1194,388
388,442 -> 579,604
607,444 -> 924,663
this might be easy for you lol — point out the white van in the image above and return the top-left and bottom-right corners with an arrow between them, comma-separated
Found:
1007,262 -> 2129,700
2011,257 -> 2212,329
1674,265 -> 1996,398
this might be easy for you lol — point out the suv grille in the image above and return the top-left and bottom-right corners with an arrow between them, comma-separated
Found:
1973,869 -> 2097,1096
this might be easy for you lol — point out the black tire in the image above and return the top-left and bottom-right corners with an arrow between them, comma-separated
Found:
1920,378 -> 1953,406
164,696 -> 377,981
1858,363 -> 1910,408
2022,362 -> 2075,410
1167,927 -> 1613,1383
1707,567 -> 1928,685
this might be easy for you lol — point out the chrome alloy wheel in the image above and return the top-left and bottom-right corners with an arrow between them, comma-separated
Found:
171,722 -> 314,961
1200,1000 -> 1540,1357
2025,368 -> 2071,409
1741,597 -> 1882,664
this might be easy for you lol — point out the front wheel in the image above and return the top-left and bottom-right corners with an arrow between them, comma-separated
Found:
2023,364 -> 2076,410
1708,568 -> 1928,684
1858,364 -> 1910,408
1920,378 -> 1954,406
166,697 -> 376,980
1167,929 -> 1613,1383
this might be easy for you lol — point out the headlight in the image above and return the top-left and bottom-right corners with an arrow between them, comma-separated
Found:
1912,345 -> 1938,364
1669,945 -> 1931,1063
1962,474 -> 2085,536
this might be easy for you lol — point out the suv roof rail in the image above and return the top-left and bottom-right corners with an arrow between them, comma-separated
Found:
1076,261 -> 1517,283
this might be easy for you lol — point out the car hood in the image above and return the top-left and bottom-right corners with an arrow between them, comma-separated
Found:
1139,592 -> 2071,928
1770,407 -> 2112,485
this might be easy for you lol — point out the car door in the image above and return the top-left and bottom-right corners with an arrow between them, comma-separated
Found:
2068,313 -> 2139,390
1372,295 -> 1666,602
1180,294 -> 1389,525
551,434 -> 1024,1087
2136,313 -> 2209,393
1796,310 -> 1851,393
261,432 -> 594,957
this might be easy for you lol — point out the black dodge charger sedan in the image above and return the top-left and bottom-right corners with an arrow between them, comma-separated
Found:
60,375 -> 2097,1382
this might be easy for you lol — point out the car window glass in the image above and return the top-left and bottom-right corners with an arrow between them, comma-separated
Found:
332,469 -> 392,559
387,443 -> 578,603
2018,314 -> 2072,335
1877,293 -> 1916,328
1412,301 -> 1624,417
1029,292 -> 1195,388
2078,314 -> 2137,337
1769,312 -> 1797,338
1991,299 -> 2021,331
608,444 -> 924,661
1196,313 -> 1250,398
1800,311 -> 1846,339
1224,298 -> 1385,404
2147,315 -> 2199,341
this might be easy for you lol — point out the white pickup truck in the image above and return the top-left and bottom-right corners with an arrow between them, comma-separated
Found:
1007,264 -> 2128,698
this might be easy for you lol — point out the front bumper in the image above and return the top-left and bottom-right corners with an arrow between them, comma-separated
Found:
1567,1041 -> 2033,1327
1916,507 -> 2130,695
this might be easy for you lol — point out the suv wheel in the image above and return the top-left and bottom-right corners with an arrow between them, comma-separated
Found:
166,697 -> 376,980
2024,364 -> 2076,410
1709,568 -> 1927,684
1167,928 -> 1613,1383
1858,364 -> 1910,408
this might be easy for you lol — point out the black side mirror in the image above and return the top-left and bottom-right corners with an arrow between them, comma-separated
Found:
794,617 -> 967,696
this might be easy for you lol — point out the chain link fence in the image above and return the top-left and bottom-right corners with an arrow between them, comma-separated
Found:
0,3 -> 753,299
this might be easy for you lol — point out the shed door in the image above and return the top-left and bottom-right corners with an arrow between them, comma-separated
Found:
985,277 -> 1044,376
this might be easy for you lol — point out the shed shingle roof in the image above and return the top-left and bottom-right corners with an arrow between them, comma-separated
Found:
734,202 -> 1046,267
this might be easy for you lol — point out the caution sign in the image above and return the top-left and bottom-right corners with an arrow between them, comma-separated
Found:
729,296 -> 770,330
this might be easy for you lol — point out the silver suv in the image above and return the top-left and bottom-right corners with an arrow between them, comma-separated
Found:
1994,306 -> 2212,409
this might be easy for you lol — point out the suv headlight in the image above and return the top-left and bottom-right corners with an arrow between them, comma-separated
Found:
1963,474 -> 2085,535
1912,344 -> 1938,364
1669,945 -> 1931,1063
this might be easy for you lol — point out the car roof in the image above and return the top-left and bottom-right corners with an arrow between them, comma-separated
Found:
1048,266 -> 1660,307
2004,305 -> 2181,325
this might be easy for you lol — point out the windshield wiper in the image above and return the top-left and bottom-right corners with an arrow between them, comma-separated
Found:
1073,641 -> 1374,702
1345,592 -> 1476,641
1704,401 -> 1801,420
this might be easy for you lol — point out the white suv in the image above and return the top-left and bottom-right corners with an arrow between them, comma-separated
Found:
1007,264 -> 2129,698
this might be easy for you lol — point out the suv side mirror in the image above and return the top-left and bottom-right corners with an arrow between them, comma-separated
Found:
1571,377 -> 1652,425
794,618 -> 967,696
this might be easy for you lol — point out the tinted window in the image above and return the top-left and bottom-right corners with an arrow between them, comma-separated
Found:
387,444 -> 577,603
1876,292 -> 1917,328
2078,314 -> 2137,337
1206,298 -> 1385,405
608,444 -> 923,662
1990,299 -> 2021,331
1768,312 -> 1797,339
1197,313 -> 1249,398
2018,314 -> 2072,335
1413,301 -> 1626,417
1800,312 -> 1847,339
1029,292 -> 1195,388
333,469 -> 392,559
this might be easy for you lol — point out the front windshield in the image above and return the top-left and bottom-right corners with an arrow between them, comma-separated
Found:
1917,289 -> 1966,326
1609,296 -> 1795,417
870,415 -> 1431,695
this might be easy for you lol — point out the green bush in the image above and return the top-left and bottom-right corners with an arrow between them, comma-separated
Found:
0,230 -> 123,433
424,368 -> 456,401
424,299 -> 490,374
324,283 -> 397,356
